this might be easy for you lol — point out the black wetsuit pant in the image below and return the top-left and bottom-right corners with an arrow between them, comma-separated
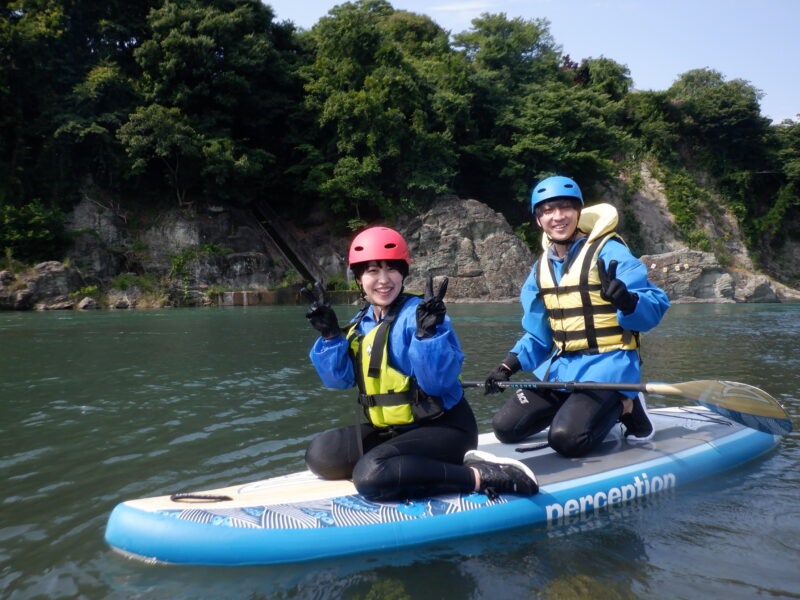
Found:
492,387 -> 625,457
305,398 -> 479,501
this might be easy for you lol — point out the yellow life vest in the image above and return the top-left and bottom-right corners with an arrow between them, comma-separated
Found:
537,203 -> 638,354
346,294 -> 443,428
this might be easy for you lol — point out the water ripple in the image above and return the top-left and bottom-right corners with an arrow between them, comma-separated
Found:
2,304 -> 799,600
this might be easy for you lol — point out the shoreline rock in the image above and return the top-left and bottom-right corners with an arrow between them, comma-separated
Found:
640,250 -> 780,303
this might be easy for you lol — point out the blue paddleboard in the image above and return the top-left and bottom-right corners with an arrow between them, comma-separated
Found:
104,406 -> 778,565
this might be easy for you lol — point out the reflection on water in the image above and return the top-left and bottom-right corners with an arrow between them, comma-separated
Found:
2,304 -> 799,599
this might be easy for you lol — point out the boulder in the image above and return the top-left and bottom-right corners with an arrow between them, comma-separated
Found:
732,273 -> 779,303
77,296 -> 98,310
0,288 -> 33,310
0,269 -> 30,309
398,197 -> 534,301
107,285 -> 143,309
27,262 -> 85,303
35,295 -> 75,310
639,250 -> 778,303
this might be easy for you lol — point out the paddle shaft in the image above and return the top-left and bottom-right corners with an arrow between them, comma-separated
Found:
461,380 -> 679,395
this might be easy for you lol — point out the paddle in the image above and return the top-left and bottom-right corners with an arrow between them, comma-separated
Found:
461,379 -> 792,436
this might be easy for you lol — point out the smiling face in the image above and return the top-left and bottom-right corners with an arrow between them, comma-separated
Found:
356,260 -> 404,314
535,198 -> 581,247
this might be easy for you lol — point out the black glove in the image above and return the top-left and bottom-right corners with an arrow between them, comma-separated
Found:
484,353 -> 521,395
301,282 -> 342,340
597,258 -> 639,315
416,276 -> 448,339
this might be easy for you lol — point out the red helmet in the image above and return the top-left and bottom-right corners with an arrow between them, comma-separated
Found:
348,227 -> 411,267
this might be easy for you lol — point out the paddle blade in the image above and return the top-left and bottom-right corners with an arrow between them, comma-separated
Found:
670,380 -> 792,435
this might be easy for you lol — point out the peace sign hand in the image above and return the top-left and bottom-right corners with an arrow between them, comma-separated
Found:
415,276 -> 449,339
301,282 -> 342,340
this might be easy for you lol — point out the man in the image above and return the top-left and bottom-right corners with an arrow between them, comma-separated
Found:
485,176 -> 670,457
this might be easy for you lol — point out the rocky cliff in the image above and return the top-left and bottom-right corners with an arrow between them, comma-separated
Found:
602,164 -> 799,302
2,166 -> 799,309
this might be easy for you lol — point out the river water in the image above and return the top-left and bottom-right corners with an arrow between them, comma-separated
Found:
2,303 -> 799,599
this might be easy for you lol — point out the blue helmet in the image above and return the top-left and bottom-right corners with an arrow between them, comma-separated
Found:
530,176 -> 583,213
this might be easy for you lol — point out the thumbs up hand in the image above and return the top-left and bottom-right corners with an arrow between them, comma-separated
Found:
597,259 -> 638,315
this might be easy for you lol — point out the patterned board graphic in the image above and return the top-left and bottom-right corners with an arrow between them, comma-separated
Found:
162,492 -> 508,530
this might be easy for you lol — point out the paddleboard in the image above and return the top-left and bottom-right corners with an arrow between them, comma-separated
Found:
105,406 -> 779,566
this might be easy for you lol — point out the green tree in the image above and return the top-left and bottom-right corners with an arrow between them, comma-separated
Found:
1,0 -> 155,205
623,90 -> 681,161
122,0 -> 306,205
449,14 -> 632,218
775,118 -> 800,187
668,68 -> 771,170
1,1 -> 72,206
450,13 -> 564,212
453,13 -> 560,93
575,56 -> 632,101
117,104 -> 202,205
53,61 -> 140,191
0,199 -> 67,263
667,68 -> 778,246
756,119 -> 800,242
302,0 -> 458,220
495,80 -> 631,206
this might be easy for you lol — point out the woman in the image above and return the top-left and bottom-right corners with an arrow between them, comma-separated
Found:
303,226 -> 538,501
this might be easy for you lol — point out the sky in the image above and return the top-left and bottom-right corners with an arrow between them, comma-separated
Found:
263,0 -> 799,123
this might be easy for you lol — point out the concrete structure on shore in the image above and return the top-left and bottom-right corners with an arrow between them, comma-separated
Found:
218,289 -> 361,307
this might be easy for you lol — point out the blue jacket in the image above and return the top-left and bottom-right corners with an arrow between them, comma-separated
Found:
309,295 -> 465,409
511,238 -> 670,395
